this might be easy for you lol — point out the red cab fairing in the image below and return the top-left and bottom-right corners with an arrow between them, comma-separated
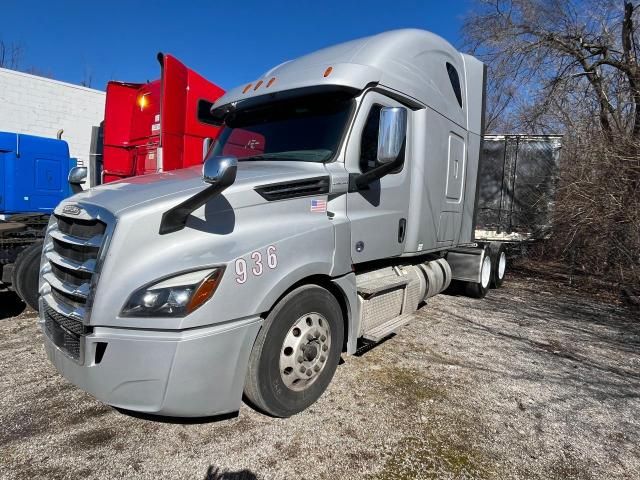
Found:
102,54 -> 225,183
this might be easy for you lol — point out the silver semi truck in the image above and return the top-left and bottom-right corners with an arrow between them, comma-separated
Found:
39,29 -> 506,418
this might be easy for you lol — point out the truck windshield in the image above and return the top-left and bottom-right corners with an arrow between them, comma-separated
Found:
210,93 -> 354,163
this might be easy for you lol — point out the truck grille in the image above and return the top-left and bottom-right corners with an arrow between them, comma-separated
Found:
41,211 -> 108,362
52,237 -> 100,263
44,307 -> 85,360
45,304 -> 91,334
50,262 -> 92,287
56,216 -> 106,239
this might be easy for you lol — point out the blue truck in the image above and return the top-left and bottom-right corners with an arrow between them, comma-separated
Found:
0,132 -> 77,309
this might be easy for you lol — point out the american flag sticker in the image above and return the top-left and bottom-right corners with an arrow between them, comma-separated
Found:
310,199 -> 327,213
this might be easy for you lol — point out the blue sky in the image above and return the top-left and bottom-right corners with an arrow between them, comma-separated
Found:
1,0 -> 473,91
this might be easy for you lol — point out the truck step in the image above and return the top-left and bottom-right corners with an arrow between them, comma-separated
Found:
357,274 -> 408,297
362,314 -> 413,342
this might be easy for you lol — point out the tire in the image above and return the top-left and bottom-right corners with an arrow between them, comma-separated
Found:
244,284 -> 344,417
489,243 -> 507,288
464,251 -> 492,299
12,240 -> 43,312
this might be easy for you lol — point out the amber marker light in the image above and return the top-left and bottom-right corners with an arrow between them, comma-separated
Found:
137,93 -> 149,110
242,83 -> 253,93
187,268 -> 224,314
266,77 -> 276,87
254,80 -> 264,90
323,66 -> 333,77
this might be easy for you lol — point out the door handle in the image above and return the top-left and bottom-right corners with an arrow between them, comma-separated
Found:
398,218 -> 406,243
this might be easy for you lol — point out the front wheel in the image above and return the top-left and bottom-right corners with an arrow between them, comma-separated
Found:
12,240 -> 43,311
244,285 -> 344,417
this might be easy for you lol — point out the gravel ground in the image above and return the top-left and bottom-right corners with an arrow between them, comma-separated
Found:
1,268 -> 639,480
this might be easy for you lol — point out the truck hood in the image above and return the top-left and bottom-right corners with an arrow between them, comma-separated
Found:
70,161 -> 329,215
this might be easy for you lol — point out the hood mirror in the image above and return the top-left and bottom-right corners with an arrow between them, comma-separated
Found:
68,166 -> 88,194
203,155 -> 238,187
202,137 -> 213,161
159,156 -> 238,235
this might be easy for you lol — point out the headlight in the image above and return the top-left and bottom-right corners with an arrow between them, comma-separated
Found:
121,268 -> 224,317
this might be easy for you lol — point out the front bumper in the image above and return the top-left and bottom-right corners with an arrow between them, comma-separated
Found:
41,314 -> 262,417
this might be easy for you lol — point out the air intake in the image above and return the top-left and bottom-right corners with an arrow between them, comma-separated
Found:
255,176 -> 330,201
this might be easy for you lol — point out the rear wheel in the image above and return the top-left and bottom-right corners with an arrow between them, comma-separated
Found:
489,243 -> 507,288
12,240 -> 43,311
464,252 -> 492,299
244,284 -> 344,417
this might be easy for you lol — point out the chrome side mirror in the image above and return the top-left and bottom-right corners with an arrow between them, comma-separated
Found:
68,166 -> 88,193
203,155 -> 238,187
377,107 -> 407,164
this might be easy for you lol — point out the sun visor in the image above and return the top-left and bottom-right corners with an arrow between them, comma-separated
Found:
204,62 -> 380,124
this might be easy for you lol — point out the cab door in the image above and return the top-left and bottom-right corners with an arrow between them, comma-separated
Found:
345,92 -> 411,264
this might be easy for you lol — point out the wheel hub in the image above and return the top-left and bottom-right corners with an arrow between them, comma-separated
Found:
302,342 -> 319,361
279,313 -> 331,391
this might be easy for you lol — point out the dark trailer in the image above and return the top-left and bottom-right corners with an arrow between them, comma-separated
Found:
475,134 -> 562,242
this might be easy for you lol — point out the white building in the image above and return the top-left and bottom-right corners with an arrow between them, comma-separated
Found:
0,67 -> 106,167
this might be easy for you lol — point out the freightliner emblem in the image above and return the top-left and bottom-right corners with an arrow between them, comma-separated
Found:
62,204 -> 81,216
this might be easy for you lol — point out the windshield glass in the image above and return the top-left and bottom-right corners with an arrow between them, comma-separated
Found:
209,92 -> 354,163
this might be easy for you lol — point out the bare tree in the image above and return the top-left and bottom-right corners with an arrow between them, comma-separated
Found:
0,40 -> 24,70
0,39 -> 55,78
462,0 -> 640,296
80,64 -> 93,88
463,0 -> 640,138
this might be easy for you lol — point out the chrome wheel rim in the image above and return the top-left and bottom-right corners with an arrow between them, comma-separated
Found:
279,312 -> 331,391
498,252 -> 506,279
481,255 -> 491,288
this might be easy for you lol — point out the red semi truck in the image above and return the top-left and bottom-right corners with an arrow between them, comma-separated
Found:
9,54 -> 225,311
101,53 -> 225,183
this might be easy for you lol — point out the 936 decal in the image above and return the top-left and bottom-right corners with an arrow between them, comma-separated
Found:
235,245 -> 277,284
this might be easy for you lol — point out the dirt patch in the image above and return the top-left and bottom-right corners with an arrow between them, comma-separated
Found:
67,428 -> 117,450
371,434 -> 490,480
1,270 -> 639,479
367,366 -> 492,479
369,364 -> 446,405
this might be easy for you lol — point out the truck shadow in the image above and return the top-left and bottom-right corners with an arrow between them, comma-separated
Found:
114,408 -> 239,425
203,465 -> 258,480
188,196 -> 235,235
353,335 -> 396,357
0,292 -> 27,319
438,274 -> 640,404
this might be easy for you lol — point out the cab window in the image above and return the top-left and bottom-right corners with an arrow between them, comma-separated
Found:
446,62 -> 463,108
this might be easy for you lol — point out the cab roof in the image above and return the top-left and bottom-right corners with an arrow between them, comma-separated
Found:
212,29 -> 480,130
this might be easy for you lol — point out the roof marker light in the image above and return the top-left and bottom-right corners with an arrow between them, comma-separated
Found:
242,83 -> 253,93
254,80 -> 264,90
323,66 -> 333,78
267,77 -> 276,87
